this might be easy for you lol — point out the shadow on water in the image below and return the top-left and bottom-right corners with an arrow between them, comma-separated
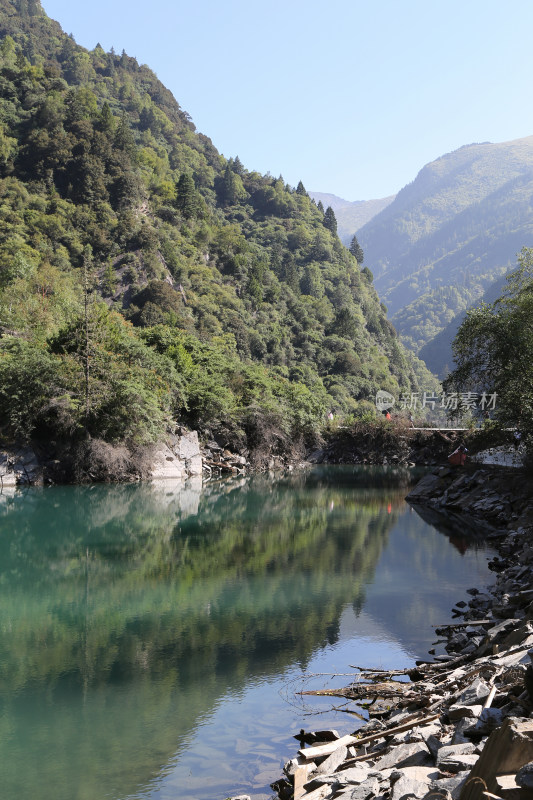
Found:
0,467 -> 493,800
409,500 -> 497,555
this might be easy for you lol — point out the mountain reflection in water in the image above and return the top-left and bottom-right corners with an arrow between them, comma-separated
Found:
0,467 -> 493,800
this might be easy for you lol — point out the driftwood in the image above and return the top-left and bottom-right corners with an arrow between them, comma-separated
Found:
298,712 -> 440,762
432,620 -> 492,629
299,680 -> 413,701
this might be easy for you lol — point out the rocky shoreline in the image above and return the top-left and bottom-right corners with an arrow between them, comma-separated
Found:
0,423 -> 475,487
0,430 -> 250,487
250,465 -> 533,800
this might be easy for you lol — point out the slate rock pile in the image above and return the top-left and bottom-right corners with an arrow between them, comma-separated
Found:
407,467 -> 533,530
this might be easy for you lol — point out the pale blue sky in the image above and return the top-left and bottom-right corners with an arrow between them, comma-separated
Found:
42,0 -> 533,201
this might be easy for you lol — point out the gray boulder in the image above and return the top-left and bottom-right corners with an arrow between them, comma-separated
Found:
516,762 -> 533,789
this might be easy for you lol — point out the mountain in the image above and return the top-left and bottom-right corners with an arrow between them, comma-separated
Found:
357,137 -> 533,370
0,0 -> 425,469
309,191 -> 396,245
417,272 -> 509,377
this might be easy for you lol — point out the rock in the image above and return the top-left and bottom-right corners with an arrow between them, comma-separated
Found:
336,766 -> 370,784
445,632 -> 470,652
372,742 -> 432,771
456,678 -> 491,706
178,431 -> 202,475
429,770 -> 470,800
344,777 -> 380,799
425,734 -> 444,759
151,432 -> 202,480
464,707 -> 504,736
447,703 -> 483,721
315,744 -> 348,775
437,753 -> 479,774
451,718 -> 477,745
406,474 -> 447,501
502,621 -> 533,648
150,443 -> 186,480
516,762 -> 533,789
436,743 -> 477,766
307,449 -> 326,464
283,755 -> 316,778
0,445 -> 42,485
390,767 -> 440,800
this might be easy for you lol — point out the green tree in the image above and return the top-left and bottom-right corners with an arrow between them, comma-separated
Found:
97,102 -> 115,135
114,113 -> 136,158
175,173 -> 198,219
217,164 -> 246,206
232,155 -> 244,175
324,206 -> 337,234
444,247 -> 533,445
331,307 -> 358,338
349,234 -> 364,263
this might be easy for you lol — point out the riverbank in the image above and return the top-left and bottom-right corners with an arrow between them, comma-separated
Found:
0,418 -> 518,487
0,430 -> 249,487
263,466 -> 533,800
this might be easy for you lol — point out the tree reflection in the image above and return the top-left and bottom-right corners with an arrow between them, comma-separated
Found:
0,469 -> 401,800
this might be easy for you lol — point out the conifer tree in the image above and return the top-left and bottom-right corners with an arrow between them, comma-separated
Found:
97,102 -> 115,135
175,173 -> 198,219
349,234 -> 364,264
296,180 -> 307,196
324,206 -> 337,235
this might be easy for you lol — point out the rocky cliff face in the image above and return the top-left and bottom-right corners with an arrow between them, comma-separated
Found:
150,431 -> 203,480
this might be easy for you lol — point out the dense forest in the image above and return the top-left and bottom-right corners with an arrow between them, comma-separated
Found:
0,0 -> 429,471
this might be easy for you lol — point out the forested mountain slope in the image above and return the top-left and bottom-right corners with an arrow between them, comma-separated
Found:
309,191 -> 396,245
358,138 -> 533,364
418,272 -> 510,378
0,0 -> 422,468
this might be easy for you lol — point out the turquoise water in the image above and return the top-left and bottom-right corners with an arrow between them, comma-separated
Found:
0,467 -> 493,800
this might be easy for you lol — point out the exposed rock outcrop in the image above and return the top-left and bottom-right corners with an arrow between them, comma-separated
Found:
150,430 -> 203,480
0,445 -> 42,486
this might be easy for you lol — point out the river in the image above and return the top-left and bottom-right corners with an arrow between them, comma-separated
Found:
0,466 -> 494,800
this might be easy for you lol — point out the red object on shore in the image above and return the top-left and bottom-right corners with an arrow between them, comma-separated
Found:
448,447 -> 467,466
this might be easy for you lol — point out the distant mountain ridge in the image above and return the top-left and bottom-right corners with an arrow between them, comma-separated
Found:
309,191 -> 396,244
355,136 -> 533,372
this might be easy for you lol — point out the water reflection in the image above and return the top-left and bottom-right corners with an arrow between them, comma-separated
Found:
0,468 -> 492,800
